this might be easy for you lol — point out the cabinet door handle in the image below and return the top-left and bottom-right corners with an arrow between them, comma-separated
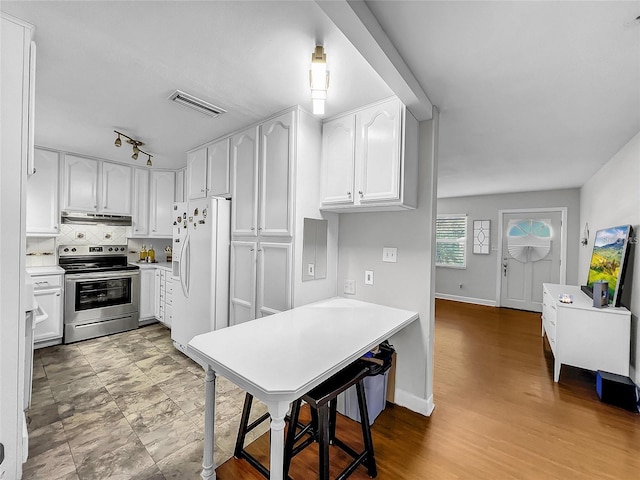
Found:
56,293 -> 61,297
358,190 -> 363,197
347,191 -> 351,197
250,227 -> 255,231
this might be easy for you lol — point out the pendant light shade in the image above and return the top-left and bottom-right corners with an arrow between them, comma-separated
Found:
310,45 -> 329,115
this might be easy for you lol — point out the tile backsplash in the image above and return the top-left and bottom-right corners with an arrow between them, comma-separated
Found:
26,224 -> 172,267
57,224 -> 130,246
26,237 -> 57,267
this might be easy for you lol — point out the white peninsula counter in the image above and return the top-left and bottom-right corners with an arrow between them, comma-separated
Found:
188,297 -> 419,480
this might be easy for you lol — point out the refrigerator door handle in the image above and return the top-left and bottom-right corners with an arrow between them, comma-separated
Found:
185,236 -> 191,296
180,235 -> 190,298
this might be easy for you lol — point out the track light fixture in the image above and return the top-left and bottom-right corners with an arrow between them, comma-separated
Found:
113,130 -> 153,166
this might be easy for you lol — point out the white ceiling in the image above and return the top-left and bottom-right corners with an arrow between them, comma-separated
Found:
3,1 -> 639,198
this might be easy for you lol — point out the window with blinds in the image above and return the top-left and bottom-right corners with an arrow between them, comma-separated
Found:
436,215 -> 467,268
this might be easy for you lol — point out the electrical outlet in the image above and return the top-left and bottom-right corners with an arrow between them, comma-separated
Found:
344,279 -> 356,295
382,247 -> 397,263
75,231 -> 85,240
365,270 -> 374,285
307,263 -> 315,276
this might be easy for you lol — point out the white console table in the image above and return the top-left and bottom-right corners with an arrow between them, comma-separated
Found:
541,283 -> 631,382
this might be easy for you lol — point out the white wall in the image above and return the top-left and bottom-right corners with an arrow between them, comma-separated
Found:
436,189 -> 581,304
579,131 -> 640,385
293,108 -> 339,306
336,116 -> 438,415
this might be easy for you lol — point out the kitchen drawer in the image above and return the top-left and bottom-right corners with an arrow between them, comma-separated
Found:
32,275 -> 62,289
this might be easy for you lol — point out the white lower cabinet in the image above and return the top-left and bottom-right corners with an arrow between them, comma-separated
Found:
139,268 -> 156,322
230,241 -> 291,325
32,273 -> 64,347
154,268 -> 173,327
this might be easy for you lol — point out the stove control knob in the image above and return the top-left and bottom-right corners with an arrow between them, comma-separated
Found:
120,247 -> 125,251
71,248 -> 76,252
63,248 -> 69,252
108,247 -> 113,252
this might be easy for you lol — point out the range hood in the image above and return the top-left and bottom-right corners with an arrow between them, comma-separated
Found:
61,211 -> 132,226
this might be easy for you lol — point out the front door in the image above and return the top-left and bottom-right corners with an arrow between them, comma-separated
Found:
500,211 -> 563,312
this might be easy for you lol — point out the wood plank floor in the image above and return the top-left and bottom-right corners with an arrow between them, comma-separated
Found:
216,299 -> 640,479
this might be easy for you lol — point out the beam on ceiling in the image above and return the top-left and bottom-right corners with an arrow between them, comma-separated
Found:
317,0 -> 433,121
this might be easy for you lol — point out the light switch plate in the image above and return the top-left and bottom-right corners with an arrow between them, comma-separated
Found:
365,270 -> 374,285
344,279 -> 356,295
382,247 -> 397,263
308,263 -> 315,276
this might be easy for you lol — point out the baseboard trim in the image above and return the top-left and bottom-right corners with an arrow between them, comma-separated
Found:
434,293 -> 496,307
395,389 -> 435,416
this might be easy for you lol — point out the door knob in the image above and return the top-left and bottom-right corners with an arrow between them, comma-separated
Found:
503,259 -> 508,277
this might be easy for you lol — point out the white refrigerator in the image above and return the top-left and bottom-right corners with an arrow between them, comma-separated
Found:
171,197 -> 231,365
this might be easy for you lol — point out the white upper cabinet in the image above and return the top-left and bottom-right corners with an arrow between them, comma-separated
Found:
208,138 -> 230,197
62,155 -> 99,212
357,100 -> 401,203
62,154 -> 133,215
132,168 -> 149,236
175,167 -> 186,203
26,148 -> 59,235
149,170 -> 175,237
187,148 -> 207,199
231,126 -> 259,236
187,138 -> 230,200
101,162 -> 132,214
321,117 -> 355,205
260,111 -> 294,237
320,97 -> 418,212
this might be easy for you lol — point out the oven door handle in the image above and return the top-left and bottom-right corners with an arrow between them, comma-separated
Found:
65,271 -> 140,281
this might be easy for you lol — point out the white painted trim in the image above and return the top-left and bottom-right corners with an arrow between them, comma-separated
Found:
495,207 -> 568,307
395,389 -> 435,416
434,293 -> 497,307
316,0 -> 432,121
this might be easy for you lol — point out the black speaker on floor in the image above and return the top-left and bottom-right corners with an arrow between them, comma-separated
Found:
596,371 -> 639,412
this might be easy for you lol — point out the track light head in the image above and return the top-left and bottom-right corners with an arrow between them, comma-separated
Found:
114,130 -> 153,167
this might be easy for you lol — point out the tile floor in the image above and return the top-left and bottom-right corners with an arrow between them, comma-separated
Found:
24,322 -> 269,480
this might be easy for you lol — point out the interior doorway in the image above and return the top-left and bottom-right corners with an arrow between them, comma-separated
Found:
497,208 -> 567,312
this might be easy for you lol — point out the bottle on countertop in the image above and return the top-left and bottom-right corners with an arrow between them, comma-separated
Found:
140,245 -> 147,262
148,244 -> 155,263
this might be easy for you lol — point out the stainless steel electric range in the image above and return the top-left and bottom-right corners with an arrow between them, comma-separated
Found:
58,245 -> 140,344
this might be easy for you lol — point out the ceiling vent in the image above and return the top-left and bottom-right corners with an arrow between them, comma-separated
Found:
168,90 -> 226,118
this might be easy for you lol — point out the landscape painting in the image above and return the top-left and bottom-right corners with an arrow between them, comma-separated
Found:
587,225 -> 632,303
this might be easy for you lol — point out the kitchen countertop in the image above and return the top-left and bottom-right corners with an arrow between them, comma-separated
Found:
131,261 -> 172,271
26,265 -> 65,276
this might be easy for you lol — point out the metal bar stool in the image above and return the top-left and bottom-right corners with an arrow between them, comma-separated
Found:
284,360 -> 377,480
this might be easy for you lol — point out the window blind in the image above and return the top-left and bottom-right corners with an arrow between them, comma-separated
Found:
436,215 -> 467,268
